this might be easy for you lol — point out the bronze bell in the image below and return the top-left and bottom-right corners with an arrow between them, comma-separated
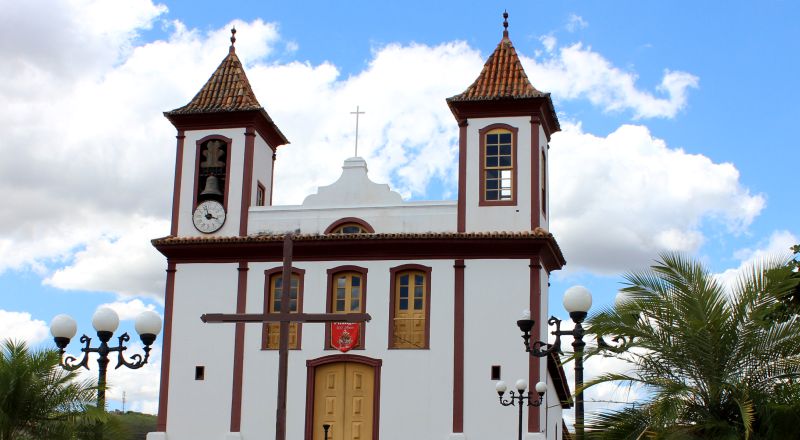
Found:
200,175 -> 223,196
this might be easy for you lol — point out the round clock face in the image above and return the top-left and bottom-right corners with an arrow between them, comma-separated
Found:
192,200 -> 226,233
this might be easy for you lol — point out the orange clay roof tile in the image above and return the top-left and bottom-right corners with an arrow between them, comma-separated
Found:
166,47 -> 262,115
448,34 -> 546,102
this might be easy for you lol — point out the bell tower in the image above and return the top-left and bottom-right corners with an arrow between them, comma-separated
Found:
164,28 -> 289,237
447,12 -> 559,233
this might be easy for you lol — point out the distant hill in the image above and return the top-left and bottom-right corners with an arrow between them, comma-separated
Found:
111,411 -> 157,440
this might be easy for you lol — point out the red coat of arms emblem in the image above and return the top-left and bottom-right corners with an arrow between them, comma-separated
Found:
331,322 -> 359,352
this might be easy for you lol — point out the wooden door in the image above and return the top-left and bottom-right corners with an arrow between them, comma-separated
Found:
313,362 -> 374,440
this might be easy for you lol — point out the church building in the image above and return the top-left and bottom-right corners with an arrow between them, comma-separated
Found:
148,15 -> 572,440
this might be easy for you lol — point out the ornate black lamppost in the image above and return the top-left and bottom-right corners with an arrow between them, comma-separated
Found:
50,307 -> 162,439
517,286 -> 592,440
496,379 -> 547,440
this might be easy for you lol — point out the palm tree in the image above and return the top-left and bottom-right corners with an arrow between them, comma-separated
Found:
584,253 -> 800,439
0,339 -> 99,440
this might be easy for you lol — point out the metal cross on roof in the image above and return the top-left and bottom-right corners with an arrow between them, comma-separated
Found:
350,105 -> 365,157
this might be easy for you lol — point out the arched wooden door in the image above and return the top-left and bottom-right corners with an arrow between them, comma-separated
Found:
306,355 -> 381,440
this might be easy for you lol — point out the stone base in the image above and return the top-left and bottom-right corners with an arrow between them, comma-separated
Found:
225,433 -> 243,440
447,434 -> 467,440
145,433 -> 167,440
525,433 -> 547,440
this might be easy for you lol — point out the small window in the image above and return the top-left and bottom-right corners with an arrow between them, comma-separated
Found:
262,268 -> 304,350
195,366 -> 205,380
256,182 -> 266,207
324,218 -> 375,234
541,150 -> 547,215
389,265 -> 431,349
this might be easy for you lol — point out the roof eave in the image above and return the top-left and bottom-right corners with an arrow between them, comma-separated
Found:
446,95 -> 561,141
163,108 -> 289,149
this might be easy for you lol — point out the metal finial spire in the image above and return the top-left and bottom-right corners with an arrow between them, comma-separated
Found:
230,27 -> 237,52
503,10 -> 509,38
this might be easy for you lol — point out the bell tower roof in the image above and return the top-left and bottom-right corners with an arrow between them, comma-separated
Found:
447,12 -> 560,138
165,27 -> 289,148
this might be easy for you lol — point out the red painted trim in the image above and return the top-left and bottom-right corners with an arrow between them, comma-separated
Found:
447,97 -> 560,141
323,217 -> 376,234
528,258 -> 542,432
155,262 -> 176,431
192,134 -> 233,214
325,266 -> 368,350
240,127 -> 256,236
457,121 -> 467,232
230,261 -> 248,432
452,259 -> 465,433
261,267 -> 306,350
387,264 -> 432,349
269,152 -> 276,206
304,354 -> 383,440
153,235 -> 567,273
165,109 -> 289,149
478,123 -> 519,206
530,118 -> 541,230
170,133 -> 185,236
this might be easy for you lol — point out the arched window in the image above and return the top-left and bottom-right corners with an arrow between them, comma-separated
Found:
324,217 -> 375,234
389,264 -> 431,349
262,268 -> 305,350
479,124 -> 518,205
326,266 -> 368,349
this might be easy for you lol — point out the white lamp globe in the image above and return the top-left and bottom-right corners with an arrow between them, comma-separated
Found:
515,379 -> 528,392
495,381 -> 508,393
615,290 -> 633,309
563,285 -> 592,314
535,381 -> 548,394
50,314 -> 77,339
92,307 -> 120,333
135,310 -> 162,336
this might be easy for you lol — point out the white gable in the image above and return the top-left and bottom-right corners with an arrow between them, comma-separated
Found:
301,157 -> 403,207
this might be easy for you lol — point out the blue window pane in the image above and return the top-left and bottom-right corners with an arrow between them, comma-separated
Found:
414,299 -> 423,309
337,288 -> 345,299
399,298 -> 408,310
351,299 -> 360,311
499,133 -> 511,143
486,157 -> 498,167
351,287 -> 360,300
400,274 -> 408,284
487,145 -> 498,155
415,274 -> 424,285
414,286 -> 423,299
487,133 -> 498,144
486,179 -> 498,190
500,156 -> 511,167
500,145 -> 511,155
486,190 -> 498,200
337,278 -> 346,288
486,170 -> 498,179
274,277 -> 282,288
400,286 -> 408,298
290,299 -> 297,312
351,276 -> 361,287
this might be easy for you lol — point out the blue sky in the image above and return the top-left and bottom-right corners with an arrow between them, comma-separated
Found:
0,0 -> 797,414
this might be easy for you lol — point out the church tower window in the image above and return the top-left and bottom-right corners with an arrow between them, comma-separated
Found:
326,266 -> 368,349
194,136 -> 231,209
262,268 -> 305,350
389,264 -> 431,349
479,124 -> 518,205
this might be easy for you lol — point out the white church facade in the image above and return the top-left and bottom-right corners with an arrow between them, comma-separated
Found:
148,17 -> 572,440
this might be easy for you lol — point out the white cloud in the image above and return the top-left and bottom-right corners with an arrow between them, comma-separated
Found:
566,14 -> 588,32
540,35 -> 557,53
716,230 -> 798,290
44,217 -> 168,299
98,299 -> 160,320
0,310 -> 50,345
550,123 -> 765,274
522,44 -> 699,119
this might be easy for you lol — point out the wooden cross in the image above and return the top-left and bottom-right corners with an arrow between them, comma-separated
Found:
350,105 -> 365,157
201,234 -> 371,440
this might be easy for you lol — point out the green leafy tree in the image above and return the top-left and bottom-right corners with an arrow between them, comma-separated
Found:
584,252 -> 800,439
0,340 -> 101,440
